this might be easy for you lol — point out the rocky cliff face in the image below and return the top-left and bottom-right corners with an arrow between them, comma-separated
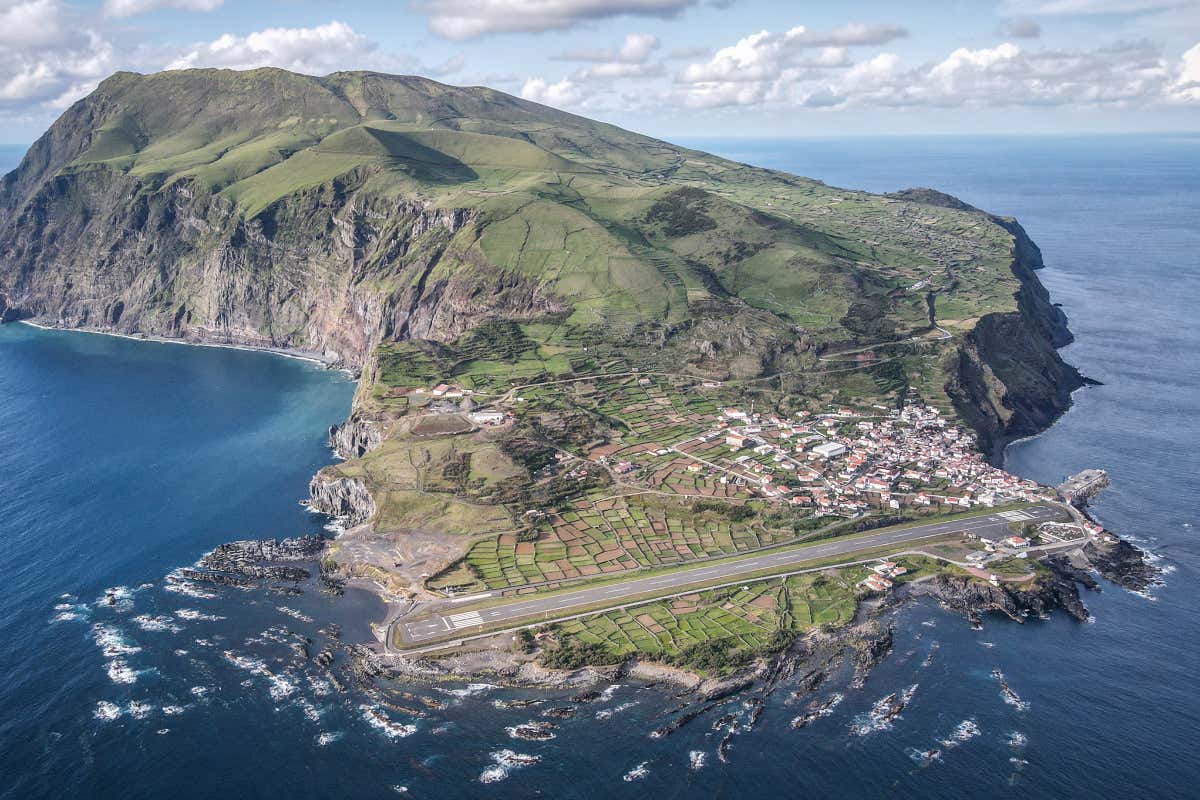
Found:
308,472 -> 376,525
946,216 -> 1085,463
907,567 -> 1090,624
328,414 -> 384,460
0,164 -> 564,370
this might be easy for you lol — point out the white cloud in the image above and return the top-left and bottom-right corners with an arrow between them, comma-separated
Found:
554,32 -> 663,80
165,21 -> 378,74
557,32 -> 659,63
520,76 -> 592,107
103,0 -> 222,18
0,0 -> 70,47
674,27 -> 1191,110
0,2 -> 115,112
678,24 -> 905,85
1002,0 -> 1194,14
1169,41 -> 1200,100
416,0 -> 698,40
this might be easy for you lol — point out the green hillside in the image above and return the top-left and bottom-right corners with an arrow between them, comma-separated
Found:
0,68 -> 1079,465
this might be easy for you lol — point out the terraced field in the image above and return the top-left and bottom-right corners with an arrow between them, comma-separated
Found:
430,493 -> 802,592
549,569 -> 864,664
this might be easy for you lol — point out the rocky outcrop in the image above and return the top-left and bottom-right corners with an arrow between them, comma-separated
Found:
905,566 -> 1090,624
1084,539 -> 1160,593
308,472 -> 376,525
946,216 -> 1086,463
329,414 -> 384,460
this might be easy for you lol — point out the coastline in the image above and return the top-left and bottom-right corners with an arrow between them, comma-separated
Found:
15,319 -> 354,374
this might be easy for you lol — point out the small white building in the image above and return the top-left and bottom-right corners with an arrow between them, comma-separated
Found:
812,441 -> 847,459
470,411 -> 506,425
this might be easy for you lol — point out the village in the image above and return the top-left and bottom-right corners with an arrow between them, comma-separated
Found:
610,397 -> 1055,519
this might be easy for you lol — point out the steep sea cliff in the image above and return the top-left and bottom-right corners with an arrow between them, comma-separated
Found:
2,135 -> 1196,800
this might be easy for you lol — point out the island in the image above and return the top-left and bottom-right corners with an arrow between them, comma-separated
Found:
0,68 -> 1154,698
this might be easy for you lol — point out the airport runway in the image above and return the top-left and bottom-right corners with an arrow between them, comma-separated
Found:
397,504 -> 1064,646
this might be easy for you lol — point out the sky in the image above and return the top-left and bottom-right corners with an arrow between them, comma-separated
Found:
0,0 -> 1198,142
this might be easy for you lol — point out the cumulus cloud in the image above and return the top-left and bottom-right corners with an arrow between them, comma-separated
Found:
553,32 -> 663,79
556,32 -> 659,63
678,24 -> 905,86
1170,41 -> 1200,100
416,0 -> 699,40
0,0 -> 71,47
520,76 -> 592,107
675,26 -> 1197,110
103,0 -> 222,18
1002,0 -> 1195,14
165,21 -> 378,74
0,2 -> 115,112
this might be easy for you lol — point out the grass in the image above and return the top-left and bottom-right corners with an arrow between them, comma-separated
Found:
63,68 -> 1026,357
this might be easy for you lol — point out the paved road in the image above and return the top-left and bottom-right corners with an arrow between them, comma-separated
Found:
397,504 -> 1064,646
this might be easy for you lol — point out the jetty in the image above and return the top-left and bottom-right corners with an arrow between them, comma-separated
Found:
1057,469 -> 1109,506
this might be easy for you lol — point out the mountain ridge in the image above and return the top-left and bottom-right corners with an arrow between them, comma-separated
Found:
0,67 -> 1081,459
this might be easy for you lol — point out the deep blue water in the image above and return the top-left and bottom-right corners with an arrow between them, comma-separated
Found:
1,135 -> 1197,797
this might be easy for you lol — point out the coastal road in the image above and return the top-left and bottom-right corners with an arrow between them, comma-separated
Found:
396,504 -> 1065,646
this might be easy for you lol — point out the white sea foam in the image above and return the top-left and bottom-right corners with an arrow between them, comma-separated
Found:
223,651 -> 269,676
132,614 -> 184,634
1006,731 -> 1028,748
91,624 -> 142,657
162,705 -> 186,716
293,697 -> 322,722
595,701 -> 639,720
106,660 -> 140,685
307,676 -> 333,697
175,608 -> 225,622
96,586 -> 136,612
94,701 -> 122,721
439,682 -> 498,699
267,674 -> 298,702
689,751 -> 707,770
127,701 -> 155,720
359,705 -> 417,739
623,762 -> 649,782
163,580 -> 217,600
317,732 -> 343,747
189,685 -> 213,698
850,685 -> 917,736
906,747 -> 942,765
276,606 -> 314,623
479,750 -> 540,784
51,609 -> 87,623
597,684 -> 622,702
939,719 -> 981,748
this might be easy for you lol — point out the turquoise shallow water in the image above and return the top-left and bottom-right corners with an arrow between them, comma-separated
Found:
1,136 -> 1198,797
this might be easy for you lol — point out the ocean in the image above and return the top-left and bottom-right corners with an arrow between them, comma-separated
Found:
1,135 -> 1197,797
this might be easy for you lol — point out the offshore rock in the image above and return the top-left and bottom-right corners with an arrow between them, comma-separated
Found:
1084,539 -> 1160,593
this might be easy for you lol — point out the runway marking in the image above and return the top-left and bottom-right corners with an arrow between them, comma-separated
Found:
447,611 -> 484,629
998,510 -> 1032,521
